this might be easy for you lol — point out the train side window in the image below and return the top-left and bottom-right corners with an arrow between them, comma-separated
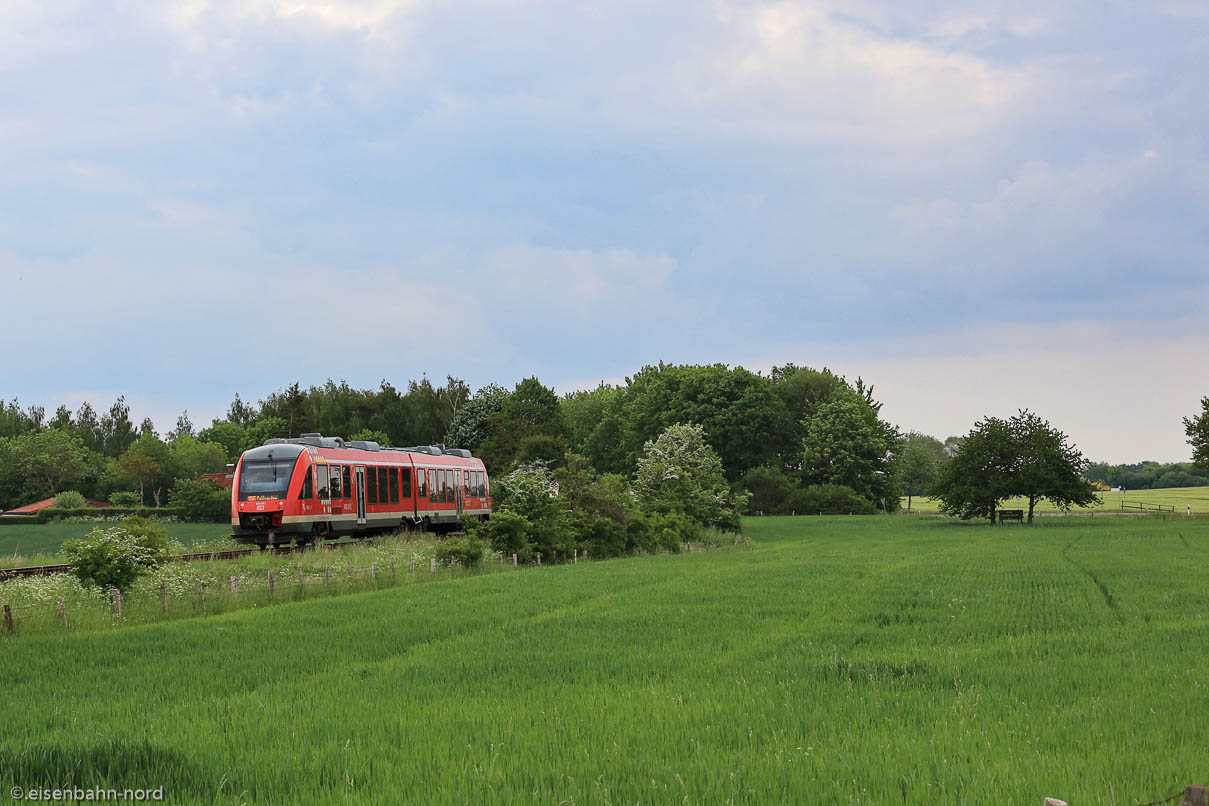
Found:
389,467 -> 400,504
441,470 -> 450,504
367,466 -> 378,504
429,469 -> 437,502
401,468 -> 412,499
298,466 -> 313,500
418,468 -> 427,499
343,466 -> 352,500
329,465 -> 342,499
464,471 -> 470,496
377,467 -> 387,503
315,465 -> 330,500
477,471 -> 484,497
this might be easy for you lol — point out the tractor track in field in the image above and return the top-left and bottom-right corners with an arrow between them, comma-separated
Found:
0,540 -> 369,580
1061,534 -> 1124,624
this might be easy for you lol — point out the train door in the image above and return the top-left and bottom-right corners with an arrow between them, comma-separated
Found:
316,464 -> 331,519
355,466 -> 367,525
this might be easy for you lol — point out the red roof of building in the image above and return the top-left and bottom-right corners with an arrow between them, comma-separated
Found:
2,497 -> 111,516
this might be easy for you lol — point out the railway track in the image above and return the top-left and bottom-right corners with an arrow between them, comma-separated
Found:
0,540 -> 365,580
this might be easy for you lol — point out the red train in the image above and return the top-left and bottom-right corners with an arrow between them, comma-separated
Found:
230,434 -> 491,546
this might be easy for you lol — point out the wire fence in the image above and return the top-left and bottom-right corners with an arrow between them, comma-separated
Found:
0,548 -> 552,638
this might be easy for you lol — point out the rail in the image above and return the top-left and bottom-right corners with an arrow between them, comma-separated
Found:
0,540 -> 359,580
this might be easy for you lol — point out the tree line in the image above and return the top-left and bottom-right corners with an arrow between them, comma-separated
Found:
3,372 -> 1206,525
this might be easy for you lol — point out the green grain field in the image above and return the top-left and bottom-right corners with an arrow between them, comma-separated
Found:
2,515 -> 1207,804
0,522 -> 232,566
903,485 -> 1209,515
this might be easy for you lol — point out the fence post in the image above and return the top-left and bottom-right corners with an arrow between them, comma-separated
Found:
160,583 -> 168,615
409,557 -> 415,574
536,553 -> 541,566
111,589 -> 123,619
512,553 -> 517,567
57,597 -> 67,628
430,558 -> 437,574
268,570 -> 276,598
583,548 -> 588,561
573,549 -> 578,564
4,603 -> 12,635
298,565 -> 305,588
371,562 -> 376,582
229,576 -> 238,596
198,583 -> 206,612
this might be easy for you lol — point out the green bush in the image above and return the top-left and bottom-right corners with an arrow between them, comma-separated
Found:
39,506 -> 185,522
113,515 -> 171,556
792,484 -> 877,515
168,478 -> 230,522
61,526 -> 162,592
479,510 -> 534,561
0,514 -> 46,526
435,536 -> 486,568
108,491 -> 140,507
53,490 -> 87,509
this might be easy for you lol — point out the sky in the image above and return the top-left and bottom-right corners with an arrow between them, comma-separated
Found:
1,0 -> 1206,463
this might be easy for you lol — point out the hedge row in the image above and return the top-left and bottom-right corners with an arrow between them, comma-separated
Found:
0,507 -> 189,524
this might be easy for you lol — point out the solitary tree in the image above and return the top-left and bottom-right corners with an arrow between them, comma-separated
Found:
933,410 -> 1096,523
1186,397 -> 1209,471
1010,410 -> 1097,522
932,416 -> 1016,523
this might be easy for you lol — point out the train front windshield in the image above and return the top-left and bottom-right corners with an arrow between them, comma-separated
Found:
238,458 -> 299,501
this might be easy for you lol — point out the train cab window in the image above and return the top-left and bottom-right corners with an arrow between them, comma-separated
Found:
343,466 -> 352,500
329,465 -> 342,499
298,466 -> 313,500
388,467 -> 400,504
367,466 -> 378,504
429,469 -> 438,502
315,465 -> 330,500
401,468 -> 412,499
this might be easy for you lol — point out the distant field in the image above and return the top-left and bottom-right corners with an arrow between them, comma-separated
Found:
2,515 -> 1207,804
904,485 -> 1209,515
0,522 -> 230,564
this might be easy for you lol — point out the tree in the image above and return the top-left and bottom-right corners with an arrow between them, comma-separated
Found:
167,411 -> 195,442
933,411 -> 1096,523
633,423 -> 747,531
1186,397 -> 1209,471
100,396 -> 137,457
932,416 -> 1016,523
895,432 -> 945,510
197,422 -> 246,463
349,428 -> 391,445
479,377 -> 565,472
12,429 -> 91,497
167,436 -> 229,480
1010,410 -> 1097,523
169,478 -> 231,522
799,391 -> 899,509
444,383 -> 510,452
116,434 -> 171,505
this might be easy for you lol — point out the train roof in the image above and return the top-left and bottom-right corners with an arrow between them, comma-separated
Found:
256,434 -> 479,464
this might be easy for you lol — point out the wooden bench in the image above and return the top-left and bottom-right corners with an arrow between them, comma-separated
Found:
998,509 -> 1024,524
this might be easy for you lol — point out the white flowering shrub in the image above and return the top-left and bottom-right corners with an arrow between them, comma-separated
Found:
62,527 -> 161,592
